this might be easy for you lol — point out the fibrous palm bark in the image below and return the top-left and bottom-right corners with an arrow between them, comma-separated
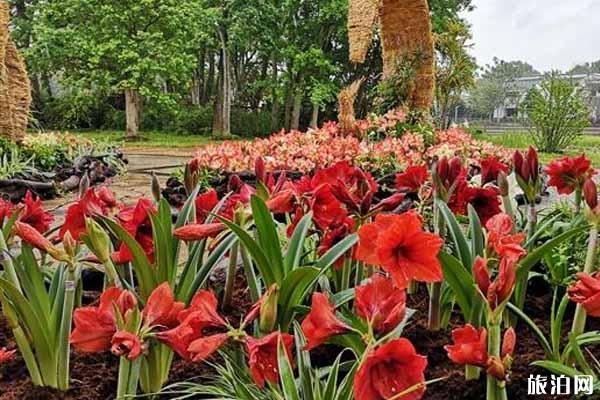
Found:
346,0 -> 435,111
0,0 -> 31,142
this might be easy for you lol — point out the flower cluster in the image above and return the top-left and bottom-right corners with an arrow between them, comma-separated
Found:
188,124 -> 507,176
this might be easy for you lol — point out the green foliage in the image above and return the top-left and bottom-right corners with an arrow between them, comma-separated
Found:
434,21 -> 476,128
30,0 -> 212,106
523,73 -> 591,152
372,52 -> 425,114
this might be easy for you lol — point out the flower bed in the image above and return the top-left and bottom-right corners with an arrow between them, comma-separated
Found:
189,117 -> 511,176
1,127 -> 600,399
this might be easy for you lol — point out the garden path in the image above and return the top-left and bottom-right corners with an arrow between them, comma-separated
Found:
45,148 -> 195,225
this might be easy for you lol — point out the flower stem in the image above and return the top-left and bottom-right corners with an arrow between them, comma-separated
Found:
428,200 -> 446,331
501,195 -> 515,225
571,225 -> 599,337
487,322 -> 506,400
526,203 -> 537,240
223,242 -> 239,309
575,187 -> 582,214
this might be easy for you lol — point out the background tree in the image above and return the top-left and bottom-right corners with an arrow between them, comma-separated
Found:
31,0 -> 210,138
523,72 -> 591,152
467,58 -> 539,120
569,60 -> 600,75
434,21 -> 476,128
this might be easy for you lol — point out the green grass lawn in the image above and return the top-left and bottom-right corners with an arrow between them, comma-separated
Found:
477,131 -> 600,165
75,130 -> 220,149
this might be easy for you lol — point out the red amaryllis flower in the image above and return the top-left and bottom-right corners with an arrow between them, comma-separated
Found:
156,317 -> 197,360
545,154 -> 595,195
317,217 -> 355,269
485,214 -> 526,262
59,189 -> 107,240
70,288 -> 137,352
173,223 -> 226,241
474,256 -> 517,309
177,290 -> 227,329
97,186 -> 118,208
195,189 -> 227,222
356,212 -> 444,289
0,347 -> 16,364
464,186 -> 502,225
445,324 -> 488,366
246,332 -> 295,388
112,198 -> 156,264
111,331 -> 143,360
0,198 -> 14,223
19,191 -> 54,233
568,272 -> 600,317
354,338 -> 427,400
301,293 -> 349,350
310,184 -> 348,230
395,165 -> 429,193
446,172 -> 469,215
188,333 -> 229,362
355,274 -> 406,334
480,156 -> 509,185
142,282 -> 185,329
266,189 -> 295,214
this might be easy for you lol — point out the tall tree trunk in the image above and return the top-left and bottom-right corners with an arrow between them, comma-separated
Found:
310,103 -> 319,128
125,88 -> 141,139
213,28 -> 231,137
270,60 -> 280,131
202,50 -> 215,105
290,93 -> 302,131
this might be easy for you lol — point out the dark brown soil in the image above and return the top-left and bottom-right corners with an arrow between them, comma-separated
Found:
0,274 -> 592,399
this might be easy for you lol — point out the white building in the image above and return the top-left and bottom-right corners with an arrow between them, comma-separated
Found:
494,73 -> 600,123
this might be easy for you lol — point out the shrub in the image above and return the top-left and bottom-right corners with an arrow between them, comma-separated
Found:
522,73 -> 591,152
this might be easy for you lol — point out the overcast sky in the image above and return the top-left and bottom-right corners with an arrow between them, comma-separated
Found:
464,0 -> 600,72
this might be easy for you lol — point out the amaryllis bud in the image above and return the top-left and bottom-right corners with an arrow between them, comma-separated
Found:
85,218 -> 112,263
255,157 -> 266,183
526,147 -> 539,182
502,327 -> 516,357
63,231 -> 77,259
583,178 -> 598,210
497,171 -> 509,197
183,163 -> 196,195
512,151 -> 524,179
486,356 -> 506,380
437,157 -> 449,183
259,284 -> 279,333
359,191 -> 374,215
79,173 -> 90,199
228,175 -> 243,192
189,158 -> 200,174
13,221 -> 68,262
448,157 -> 463,184
374,193 -> 406,212
174,223 -> 226,241
151,172 -> 161,203
473,256 -> 491,295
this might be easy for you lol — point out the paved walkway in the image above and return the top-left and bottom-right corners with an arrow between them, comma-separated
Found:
45,148 -> 195,222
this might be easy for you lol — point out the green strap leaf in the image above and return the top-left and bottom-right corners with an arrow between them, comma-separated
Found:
438,201 -> 473,269
284,212 -> 313,273
439,251 -> 474,319
250,195 -> 285,283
